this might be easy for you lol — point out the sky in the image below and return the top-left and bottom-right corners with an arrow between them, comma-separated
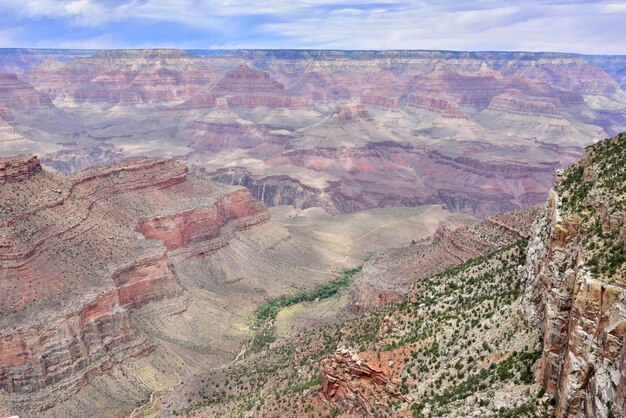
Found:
0,0 -> 624,54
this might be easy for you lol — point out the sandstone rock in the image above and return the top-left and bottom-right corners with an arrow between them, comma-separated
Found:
0,155 -> 41,183
0,156 -> 270,413
520,133 -> 626,418
322,348 -> 405,416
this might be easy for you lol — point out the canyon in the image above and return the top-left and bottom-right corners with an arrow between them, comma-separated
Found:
163,132 -> 626,418
0,49 -> 624,218
0,48 -> 625,417
0,153 -> 465,416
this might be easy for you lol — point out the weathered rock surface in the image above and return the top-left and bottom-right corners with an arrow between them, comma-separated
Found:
520,132 -> 626,418
0,155 -> 41,183
0,157 -> 270,413
322,347 -> 405,417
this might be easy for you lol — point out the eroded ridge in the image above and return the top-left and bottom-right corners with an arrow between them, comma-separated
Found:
0,157 -> 270,412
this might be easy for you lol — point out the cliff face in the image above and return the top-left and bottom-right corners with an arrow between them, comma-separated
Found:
520,132 -> 626,418
0,157 -> 270,413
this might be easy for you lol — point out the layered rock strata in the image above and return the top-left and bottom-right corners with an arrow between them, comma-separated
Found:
520,133 -> 626,418
322,347 -> 405,416
0,155 -> 41,183
2,49 -> 622,219
0,157 -> 269,413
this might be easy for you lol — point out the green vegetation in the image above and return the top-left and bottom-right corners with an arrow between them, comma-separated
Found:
558,133 -> 626,214
557,133 -> 626,279
249,265 -> 362,353
411,350 -> 542,417
254,266 -> 362,323
168,134 -> 626,417
175,239 -> 552,417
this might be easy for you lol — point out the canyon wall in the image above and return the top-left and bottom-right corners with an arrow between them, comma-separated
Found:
0,49 -> 623,218
0,157 -> 270,413
520,133 -> 626,418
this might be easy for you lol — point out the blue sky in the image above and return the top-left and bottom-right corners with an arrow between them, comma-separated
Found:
0,0 -> 624,53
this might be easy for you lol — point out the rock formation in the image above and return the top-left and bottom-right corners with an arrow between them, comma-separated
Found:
520,132 -> 626,418
0,49 -> 620,218
0,157 -> 270,413
0,155 -> 41,183
322,347 -> 405,416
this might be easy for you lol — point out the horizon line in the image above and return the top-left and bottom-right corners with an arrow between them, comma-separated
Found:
0,47 -> 624,57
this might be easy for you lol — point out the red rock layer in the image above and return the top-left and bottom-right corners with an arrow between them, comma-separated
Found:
322,347 -> 405,416
0,157 -> 269,412
185,64 -> 310,109
404,94 -> 467,118
0,292 -> 140,394
23,50 -> 218,106
138,189 -> 269,251
0,155 -> 41,183
0,74 -> 53,109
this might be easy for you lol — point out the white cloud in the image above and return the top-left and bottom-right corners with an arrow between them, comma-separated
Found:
0,0 -> 137,25
0,0 -> 624,53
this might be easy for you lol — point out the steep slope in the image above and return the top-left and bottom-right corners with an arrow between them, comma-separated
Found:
352,208 -> 539,312
0,155 -> 275,415
163,240 -> 548,418
520,132 -> 626,418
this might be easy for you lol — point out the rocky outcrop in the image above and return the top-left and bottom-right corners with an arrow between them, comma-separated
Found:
0,292 -> 145,395
137,188 -> 269,251
322,347 -> 405,417
112,254 -> 182,309
0,156 -> 270,413
404,94 -> 467,118
520,133 -> 626,418
0,155 -> 41,183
